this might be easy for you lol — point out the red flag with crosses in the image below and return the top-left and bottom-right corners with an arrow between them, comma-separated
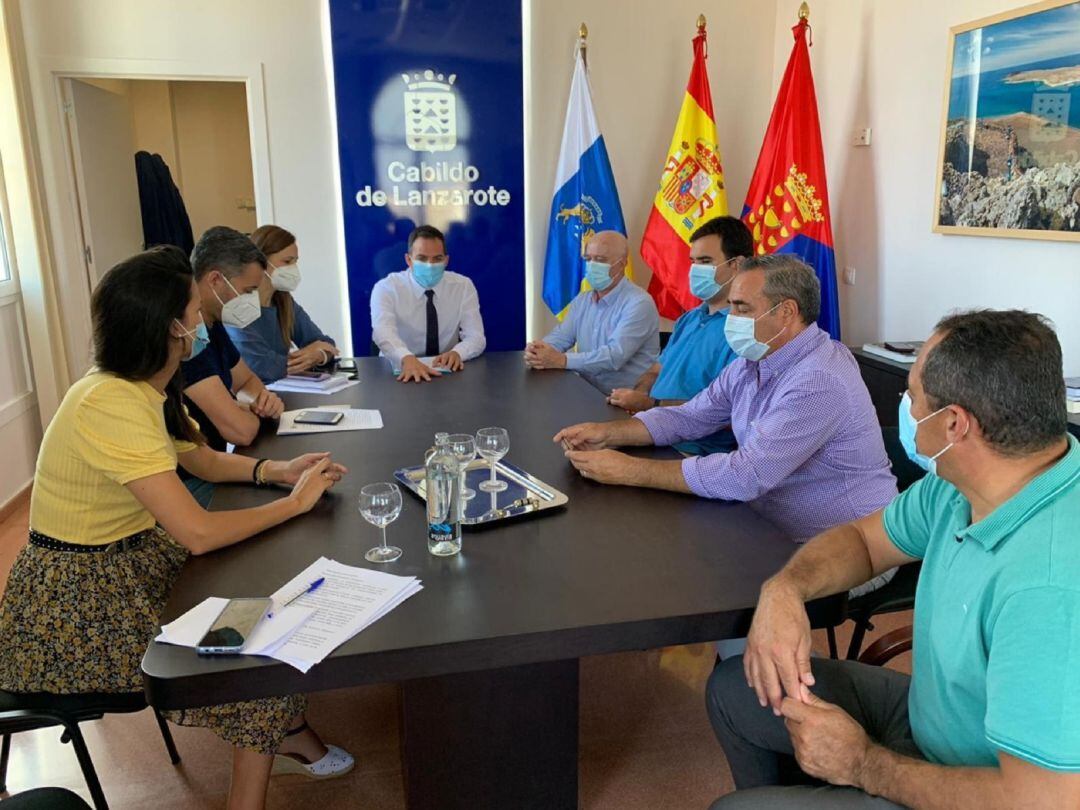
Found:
742,15 -> 840,338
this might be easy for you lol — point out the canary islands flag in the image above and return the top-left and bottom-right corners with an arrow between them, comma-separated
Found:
641,21 -> 728,320
542,41 -> 631,316
742,17 -> 840,339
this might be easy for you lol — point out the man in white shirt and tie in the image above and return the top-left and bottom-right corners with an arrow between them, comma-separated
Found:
370,225 -> 487,383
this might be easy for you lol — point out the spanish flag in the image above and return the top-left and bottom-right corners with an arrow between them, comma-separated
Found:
742,14 -> 840,339
641,18 -> 727,320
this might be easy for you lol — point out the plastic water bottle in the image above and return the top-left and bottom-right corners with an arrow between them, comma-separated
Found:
425,434 -> 462,556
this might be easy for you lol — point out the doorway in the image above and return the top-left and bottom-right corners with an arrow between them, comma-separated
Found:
62,77 -> 257,288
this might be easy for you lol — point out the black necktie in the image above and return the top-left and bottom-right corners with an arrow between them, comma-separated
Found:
424,290 -> 439,357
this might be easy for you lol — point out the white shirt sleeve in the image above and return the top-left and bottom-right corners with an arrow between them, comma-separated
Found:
370,278 -> 412,366
450,277 -> 486,361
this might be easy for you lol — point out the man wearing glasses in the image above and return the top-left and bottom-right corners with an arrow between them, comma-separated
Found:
525,230 -> 660,395
371,224 -> 487,383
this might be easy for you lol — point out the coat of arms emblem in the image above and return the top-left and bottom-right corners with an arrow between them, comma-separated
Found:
660,137 -> 724,219
402,70 -> 457,153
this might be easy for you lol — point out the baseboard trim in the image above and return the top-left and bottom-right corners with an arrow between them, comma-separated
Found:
0,482 -> 31,525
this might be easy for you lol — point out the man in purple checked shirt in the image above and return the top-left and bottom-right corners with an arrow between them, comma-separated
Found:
555,255 -> 898,595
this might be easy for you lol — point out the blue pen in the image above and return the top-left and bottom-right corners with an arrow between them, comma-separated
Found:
268,577 -> 325,618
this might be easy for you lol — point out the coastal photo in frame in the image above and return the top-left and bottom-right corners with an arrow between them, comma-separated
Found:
934,0 -> 1080,240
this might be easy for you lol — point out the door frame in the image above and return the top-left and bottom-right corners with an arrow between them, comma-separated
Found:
37,56 -> 274,382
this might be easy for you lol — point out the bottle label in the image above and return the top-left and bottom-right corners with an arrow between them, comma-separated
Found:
428,522 -> 453,542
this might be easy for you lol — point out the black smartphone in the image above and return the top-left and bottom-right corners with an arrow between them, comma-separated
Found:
294,410 -> 345,426
196,597 -> 271,654
336,359 -> 357,372
883,341 -> 922,355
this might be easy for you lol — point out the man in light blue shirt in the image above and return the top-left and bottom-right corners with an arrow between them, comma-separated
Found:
706,309 -> 1080,809
525,230 -> 659,395
607,217 -> 754,455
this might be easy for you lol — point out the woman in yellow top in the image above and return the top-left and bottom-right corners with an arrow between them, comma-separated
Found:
0,246 -> 353,809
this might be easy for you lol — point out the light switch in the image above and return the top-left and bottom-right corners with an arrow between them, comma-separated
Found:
853,128 -> 872,147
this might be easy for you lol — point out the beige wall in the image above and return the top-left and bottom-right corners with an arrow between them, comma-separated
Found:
774,0 -> 1080,372
128,79 -> 256,236
128,79 -> 179,173
525,0 -> 779,337
170,81 -> 256,236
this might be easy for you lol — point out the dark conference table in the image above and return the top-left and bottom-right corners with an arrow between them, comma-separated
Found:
142,352 -> 843,809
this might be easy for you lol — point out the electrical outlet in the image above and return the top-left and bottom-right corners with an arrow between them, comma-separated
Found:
843,266 -> 857,285
853,128 -> 872,147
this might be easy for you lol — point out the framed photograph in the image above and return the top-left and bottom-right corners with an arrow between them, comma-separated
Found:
934,0 -> 1080,241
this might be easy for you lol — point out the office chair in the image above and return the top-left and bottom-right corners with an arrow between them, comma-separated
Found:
827,426 -> 925,660
0,691 -> 180,810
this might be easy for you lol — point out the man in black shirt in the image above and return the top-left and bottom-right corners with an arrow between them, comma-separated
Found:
181,226 -> 284,505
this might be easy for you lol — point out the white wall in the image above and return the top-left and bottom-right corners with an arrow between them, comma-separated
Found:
15,0 -> 349,366
525,0 -> 778,337
0,292 -> 39,509
0,163 -> 41,506
776,0 -> 1080,373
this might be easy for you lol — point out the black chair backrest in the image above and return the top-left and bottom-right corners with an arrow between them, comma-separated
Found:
3,788 -> 93,809
881,426 -> 926,493
659,331 -> 672,351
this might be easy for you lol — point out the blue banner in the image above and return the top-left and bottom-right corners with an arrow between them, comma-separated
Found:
328,0 -> 525,354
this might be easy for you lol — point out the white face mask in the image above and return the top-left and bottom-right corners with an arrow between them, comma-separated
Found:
266,261 -> 301,293
214,275 -> 261,329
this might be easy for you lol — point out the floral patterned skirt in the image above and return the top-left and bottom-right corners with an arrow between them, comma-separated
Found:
0,526 -> 304,754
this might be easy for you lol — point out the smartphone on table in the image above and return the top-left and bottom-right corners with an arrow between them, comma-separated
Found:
287,370 -> 332,381
294,410 -> 344,426
196,597 -> 272,655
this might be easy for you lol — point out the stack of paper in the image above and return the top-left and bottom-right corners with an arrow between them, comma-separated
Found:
156,557 -> 422,673
277,405 -> 383,436
269,557 -> 423,672
268,374 -> 360,395
861,343 -> 918,364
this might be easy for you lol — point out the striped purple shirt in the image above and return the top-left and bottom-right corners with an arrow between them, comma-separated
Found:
635,324 -> 897,542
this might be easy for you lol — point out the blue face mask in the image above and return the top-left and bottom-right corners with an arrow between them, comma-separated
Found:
688,260 -> 735,302
898,391 -> 954,475
585,259 -> 616,292
175,319 -> 209,361
412,260 -> 446,289
723,302 -> 784,361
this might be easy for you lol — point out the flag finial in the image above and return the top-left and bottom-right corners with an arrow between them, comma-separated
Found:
697,14 -> 706,31
579,22 -> 588,40
798,2 -> 809,19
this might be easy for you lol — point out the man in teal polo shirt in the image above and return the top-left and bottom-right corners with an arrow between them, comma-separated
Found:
607,216 -> 753,455
706,309 -> 1080,808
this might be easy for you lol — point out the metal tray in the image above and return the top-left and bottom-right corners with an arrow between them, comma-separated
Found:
393,459 -> 568,526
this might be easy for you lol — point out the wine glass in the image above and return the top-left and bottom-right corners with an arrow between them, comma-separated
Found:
446,433 -> 477,500
359,482 -> 403,563
476,427 -> 509,493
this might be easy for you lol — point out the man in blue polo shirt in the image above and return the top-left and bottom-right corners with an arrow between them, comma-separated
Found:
607,216 -> 752,455
707,309 -> 1080,808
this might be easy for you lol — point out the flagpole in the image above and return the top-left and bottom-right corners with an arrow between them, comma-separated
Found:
579,22 -> 588,69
